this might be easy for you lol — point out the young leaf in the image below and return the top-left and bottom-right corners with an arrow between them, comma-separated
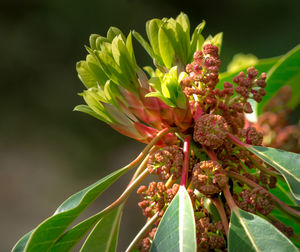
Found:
80,206 -> 123,252
132,30 -> 156,60
19,166 -> 130,252
146,19 -> 164,65
150,186 -> 196,252
158,25 -> 175,68
246,145 -> 300,201
228,208 -> 298,252
258,44 -> 300,113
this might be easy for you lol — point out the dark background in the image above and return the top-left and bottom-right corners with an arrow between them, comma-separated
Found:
1,0 -> 299,251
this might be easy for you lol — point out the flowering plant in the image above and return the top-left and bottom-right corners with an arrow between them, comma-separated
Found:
13,13 -> 300,252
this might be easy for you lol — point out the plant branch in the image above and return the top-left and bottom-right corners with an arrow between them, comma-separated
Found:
125,212 -> 159,252
222,184 -> 238,211
225,170 -> 300,222
129,127 -> 175,168
247,153 -> 284,180
180,135 -> 191,186
211,197 -> 229,237
203,147 -> 218,162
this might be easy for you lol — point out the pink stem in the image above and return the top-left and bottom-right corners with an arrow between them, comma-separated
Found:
180,135 -> 191,186
203,147 -> 218,162
223,184 -> 238,211
227,133 -> 248,148
211,198 -> 229,237
225,170 -> 300,219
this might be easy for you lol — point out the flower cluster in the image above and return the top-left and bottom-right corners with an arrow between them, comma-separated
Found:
76,14 -> 298,251
147,146 -> 183,180
233,188 -> 274,215
137,182 -> 180,218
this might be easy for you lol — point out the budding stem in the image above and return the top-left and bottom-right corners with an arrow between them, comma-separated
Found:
129,127 -> 176,171
225,170 -> 300,223
223,184 -> 238,211
247,153 -> 284,180
180,135 -> 191,186
211,198 -> 229,237
125,212 -> 159,252
203,147 -> 218,162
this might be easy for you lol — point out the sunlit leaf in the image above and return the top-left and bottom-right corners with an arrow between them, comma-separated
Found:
247,146 -> 300,201
150,186 -> 196,252
229,208 -> 298,252
17,166 -> 130,252
80,206 -> 123,252
258,44 -> 300,113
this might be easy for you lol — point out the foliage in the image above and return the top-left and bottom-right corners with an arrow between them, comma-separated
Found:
13,12 -> 300,252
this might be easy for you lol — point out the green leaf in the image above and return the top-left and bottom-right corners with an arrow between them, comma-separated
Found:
258,44 -> 300,113
107,27 -> 125,42
21,166 -> 130,252
80,206 -> 123,252
74,105 -> 112,124
211,32 -> 223,54
126,32 -> 137,68
229,208 -> 298,252
247,146 -> 300,201
271,208 -> 300,247
158,25 -> 175,68
76,61 -> 98,89
269,179 -> 296,205
89,34 -> 100,50
12,231 -> 33,252
146,19 -> 164,65
132,31 -> 156,61
226,54 -> 259,73
50,211 -> 106,252
150,186 -> 196,252
111,35 -> 137,84
189,21 -> 205,62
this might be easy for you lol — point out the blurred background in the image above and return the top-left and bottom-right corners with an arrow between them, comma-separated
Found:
1,0 -> 300,251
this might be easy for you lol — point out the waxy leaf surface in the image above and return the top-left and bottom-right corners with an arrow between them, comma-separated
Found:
80,206 -> 123,252
247,146 -> 300,201
228,208 -> 298,252
150,186 -> 196,252
16,166 -> 129,252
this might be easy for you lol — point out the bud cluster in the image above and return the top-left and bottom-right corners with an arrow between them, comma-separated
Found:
137,182 -> 180,218
233,188 -> 274,215
147,146 -> 183,180
192,160 -> 227,196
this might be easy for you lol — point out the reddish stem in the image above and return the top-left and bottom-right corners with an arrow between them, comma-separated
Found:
211,198 -> 229,237
203,147 -> 218,162
223,184 -> 238,211
225,170 -> 300,220
180,135 -> 191,186
227,133 -> 248,148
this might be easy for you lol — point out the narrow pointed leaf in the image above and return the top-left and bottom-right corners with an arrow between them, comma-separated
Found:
50,211 -> 106,252
158,26 -> 175,68
132,31 -> 156,61
74,105 -> 112,124
229,208 -> 298,252
21,166 -> 130,252
12,230 -> 34,252
247,145 -> 300,201
258,44 -> 300,113
150,186 -> 196,252
146,19 -> 163,65
80,206 -> 123,252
